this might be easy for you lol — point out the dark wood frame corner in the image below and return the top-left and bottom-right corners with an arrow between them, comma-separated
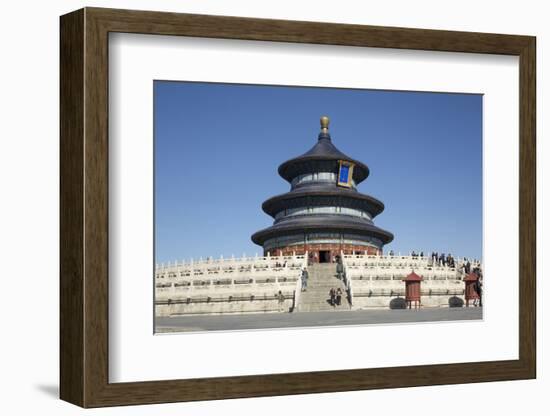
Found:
60,7 -> 536,408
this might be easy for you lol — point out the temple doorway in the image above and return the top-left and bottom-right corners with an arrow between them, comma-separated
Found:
319,250 -> 331,263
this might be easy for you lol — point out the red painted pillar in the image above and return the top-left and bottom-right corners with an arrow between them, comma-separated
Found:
463,273 -> 480,307
403,272 -> 423,310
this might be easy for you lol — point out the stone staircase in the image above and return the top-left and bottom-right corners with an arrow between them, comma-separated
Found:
298,263 -> 350,312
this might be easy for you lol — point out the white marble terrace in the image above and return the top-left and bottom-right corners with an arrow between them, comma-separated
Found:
342,253 -> 482,309
155,252 -> 482,316
155,253 -> 307,316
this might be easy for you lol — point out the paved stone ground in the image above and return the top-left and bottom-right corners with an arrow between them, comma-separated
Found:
155,307 -> 483,333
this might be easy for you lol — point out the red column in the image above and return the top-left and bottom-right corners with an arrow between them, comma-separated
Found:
463,273 -> 480,307
403,272 -> 423,310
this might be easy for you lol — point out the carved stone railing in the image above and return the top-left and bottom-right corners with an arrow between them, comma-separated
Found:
340,250 -> 353,307
156,253 -> 307,280
342,253 -> 481,282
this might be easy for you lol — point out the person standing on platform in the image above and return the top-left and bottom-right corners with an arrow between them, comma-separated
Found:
474,275 -> 483,307
277,290 -> 285,312
329,288 -> 336,307
336,288 -> 343,306
336,260 -> 344,280
301,268 -> 308,292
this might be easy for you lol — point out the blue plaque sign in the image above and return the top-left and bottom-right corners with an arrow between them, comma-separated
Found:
339,164 -> 349,183
337,160 -> 354,188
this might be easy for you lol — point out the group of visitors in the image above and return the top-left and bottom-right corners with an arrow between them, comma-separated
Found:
307,252 -> 318,265
462,259 -> 482,275
430,252 -> 456,267
388,250 -> 457,266
389,250 -> 428,258
328,287 -> 343,307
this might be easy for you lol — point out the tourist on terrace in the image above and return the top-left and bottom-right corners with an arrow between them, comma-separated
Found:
473,275 -> 483,307
277,290 -> 285,312
389,250 -> 394,257
336,261 -> 344,280
329,288 -> 336,307
336,288 -> 343,306
301,268 -> 308,292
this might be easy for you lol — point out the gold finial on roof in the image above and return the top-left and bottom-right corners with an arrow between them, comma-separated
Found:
320,116 -> 330,133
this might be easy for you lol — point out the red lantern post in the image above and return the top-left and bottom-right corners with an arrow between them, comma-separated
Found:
402,271 -> 423,310
463,272 -> 480,307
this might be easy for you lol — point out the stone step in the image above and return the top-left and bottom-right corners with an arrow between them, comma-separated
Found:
307,282 -> 340,285
300,302 -> 348,307
300,302 -> 349,307
297,264 -> 349,312
301,299 -> 349,304
300,297 -> 343,302
310,278 -> 339,281
299,305 -> 350,312
303,283 -> 346,286
305,278 -> 343,282
301,293 -> 347,298
301,294 -> 344,298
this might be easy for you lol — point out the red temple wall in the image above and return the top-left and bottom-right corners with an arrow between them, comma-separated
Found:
265,243 -> 381,262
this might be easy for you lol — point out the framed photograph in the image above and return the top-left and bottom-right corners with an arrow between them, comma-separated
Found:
60,7 -> 536,408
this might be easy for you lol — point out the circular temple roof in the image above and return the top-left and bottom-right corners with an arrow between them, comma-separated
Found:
251,116 -> 392,249
277,118 -> 369,184
251,215 -> 394,246
261,185 -> 385,218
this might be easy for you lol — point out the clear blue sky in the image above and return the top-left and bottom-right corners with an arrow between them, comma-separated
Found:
154,81 -> 482,263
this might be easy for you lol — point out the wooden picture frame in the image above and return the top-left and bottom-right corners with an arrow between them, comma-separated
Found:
60,7 -> 536,408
